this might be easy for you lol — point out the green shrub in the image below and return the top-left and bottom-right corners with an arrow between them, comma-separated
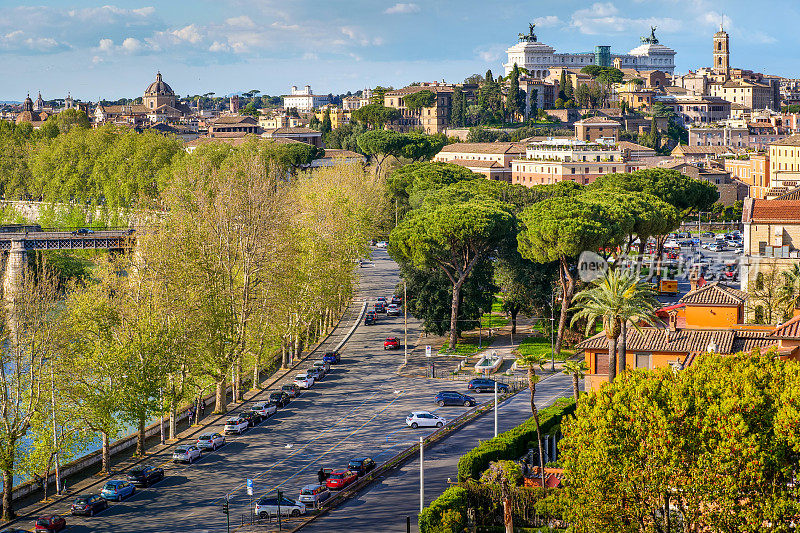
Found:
418,486 -> 468,533
457,398 -> 575,481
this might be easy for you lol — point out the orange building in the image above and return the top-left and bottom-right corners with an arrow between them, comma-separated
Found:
724,154 -> 770,199
577,282 -> 784,390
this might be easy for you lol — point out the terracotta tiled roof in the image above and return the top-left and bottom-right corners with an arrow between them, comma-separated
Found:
385,85 -> 454,96
438,142 -> 526,155
213,115 -> 257,125
185,134 -> 261,147
774,187 -> 800,201
679,281 -> 747,306
671,145 -> 729,156
771,314 -> 800,339
616,141 -> 656,152
750,199 -> 800,223
731,330 -> 777,352
265,127 -> 320,135
448,159 -> 503,168
576,328 -> 736,355
770,135 -> 800,147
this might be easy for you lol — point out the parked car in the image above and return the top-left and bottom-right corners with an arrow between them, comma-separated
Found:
384,337 -> 400,350
238,411 -> 261,426
391,295 -> 403,305
347,457 -> 376,477
196,432 -> 226,451
126,465 -> 164,487
71,228 -> 94,236
312,360 -> 330,376
467,378 -> 509,393
294,373 -> 314,389
269,391 -> 290,407
386,303 -> 401,316
375,241 -> 388,248
306,367 -> 322,381
374,302 -> 386,313
406,411 -> 446,429
33,515 -> 66,532
251,401 -> 278,418
70,494 -> 108,516
701,231 -> 715,237
364,312 -> 376,325
100,480 -> 136,501
376,296 -> 388,304
281,383 -> 300,398
326,470 -> 358,490
708,243 -> 725,252
298,484 -> 332,508
224,417 -> 249,435
172,445 -> 202,463
323,350 -> 341,364
435,391 -> 476,407
255,496 -> 307,518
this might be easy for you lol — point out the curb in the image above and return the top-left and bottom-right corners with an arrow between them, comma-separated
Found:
0,299 -> 368,530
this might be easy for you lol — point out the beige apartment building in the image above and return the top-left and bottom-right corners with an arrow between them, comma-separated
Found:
741,197 -> 800,320
511,139 -> 624,186
768,136 -> 800,196
709,79 -> 775,111
574,116 -> 621,142
725,153 -> 770,199
384,83 -> 455,134
434,142 -> 526,181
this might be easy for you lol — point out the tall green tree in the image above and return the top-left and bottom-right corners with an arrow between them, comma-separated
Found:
451,86 -> 466,127
351,103 -> 399,129
390,200 -> 513,349
516,352 -> 549,490
320,109 -> 332,135
517,196 -> 625,359
506,64 -> 522,122
356,129 -> 407,175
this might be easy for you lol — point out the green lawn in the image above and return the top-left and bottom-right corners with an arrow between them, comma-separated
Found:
480,298 -> 509,328
513,336 -> 574,362
439,335 -> 495,356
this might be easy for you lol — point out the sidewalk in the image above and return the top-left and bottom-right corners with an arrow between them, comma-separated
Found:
0,300 -> 365,530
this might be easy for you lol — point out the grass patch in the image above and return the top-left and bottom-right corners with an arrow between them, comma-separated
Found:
480,314 -> 508,328
439,335 -> 495,356
513,336 -> 573,362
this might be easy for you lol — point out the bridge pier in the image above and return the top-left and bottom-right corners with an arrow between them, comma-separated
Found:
3,240 -> 26,303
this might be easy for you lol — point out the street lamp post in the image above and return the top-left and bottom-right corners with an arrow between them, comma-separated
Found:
494,381 -> 498,438
403,282 -> 408,366
419,436 -> 424,512
478,308 -> 483,349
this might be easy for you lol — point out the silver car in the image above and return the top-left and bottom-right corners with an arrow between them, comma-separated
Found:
196,433 -> 226,451
172,445 -> 202,463
251,402 -> 277,418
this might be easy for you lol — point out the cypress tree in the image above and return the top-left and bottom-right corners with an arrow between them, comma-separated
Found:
506,64 -> 521,122
559,70 -> 567,100
452,87 -> 465,127
564,75 -> 574,100
321,109 -> 332,134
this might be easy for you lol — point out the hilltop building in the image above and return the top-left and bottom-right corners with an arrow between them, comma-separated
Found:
503,24 -> 676,77
282,86 -> 329,113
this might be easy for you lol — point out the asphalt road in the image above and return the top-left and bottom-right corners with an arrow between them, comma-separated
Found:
302,372 -> 575,533
25,249 -> 509,533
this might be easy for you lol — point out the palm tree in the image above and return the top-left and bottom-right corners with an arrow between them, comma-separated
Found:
571,269 -> 657,382
780,263 -> 800,313
561,360 -> 587,402
517,352 -> 549,490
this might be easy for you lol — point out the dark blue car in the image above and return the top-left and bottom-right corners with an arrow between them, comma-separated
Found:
435,391 -> 476,407
467,378 -> 509,393
323,351 -> 341,364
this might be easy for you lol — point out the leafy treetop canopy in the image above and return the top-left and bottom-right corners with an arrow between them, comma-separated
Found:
402,90 -> 437,111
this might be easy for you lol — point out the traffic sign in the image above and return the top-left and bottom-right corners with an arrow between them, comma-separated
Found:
246,478 -> 253,496
425,345 -> 431,357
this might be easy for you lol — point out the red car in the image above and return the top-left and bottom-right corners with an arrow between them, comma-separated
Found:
326,470 -> 358,490
384,337 -> 400,350
34,515 -> 66,532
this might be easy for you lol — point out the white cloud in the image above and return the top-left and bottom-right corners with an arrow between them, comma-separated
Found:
209,41 -> 230,52
97,38 -> 114,52
225,16 -> 257,29
172,25 -> 203,44
533,16 -> 561,28
339,26 -> 383,46
570,3 -> 680,35
384,3 -> 420,15
0,29 -> 69,53
121,37 -> 142,53
271,21 -> 300,31
302,52 -> 319,60
475,44 -> 505,63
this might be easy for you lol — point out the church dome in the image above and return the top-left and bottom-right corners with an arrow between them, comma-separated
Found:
145,72 -> 174,97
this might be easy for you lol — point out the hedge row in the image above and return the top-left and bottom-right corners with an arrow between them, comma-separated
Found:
418,485 -> 468,533
457,397 -> 575,482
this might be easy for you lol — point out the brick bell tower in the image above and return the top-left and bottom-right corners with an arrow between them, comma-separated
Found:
713,23 -> 730,80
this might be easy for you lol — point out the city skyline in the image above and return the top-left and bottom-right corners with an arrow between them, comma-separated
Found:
0,0 -> 797,101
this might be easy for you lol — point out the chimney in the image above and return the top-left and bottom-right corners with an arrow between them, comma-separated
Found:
668,312 -> 678,332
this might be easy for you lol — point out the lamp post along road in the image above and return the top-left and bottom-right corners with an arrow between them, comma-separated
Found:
494,380 -> 498,438
419,436 -> 424,512
404,282 -> 408,366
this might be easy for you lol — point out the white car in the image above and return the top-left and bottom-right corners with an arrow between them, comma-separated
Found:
255,496 -> 307,518
251,402 -> 278,419
294,373 -> 314,389
386,303 -> 401,316
224,417 -> 249,435
376,241 -> 388,248
312,360 -> 330,376
172,445 -> 202,463
406,411 -> 446,429
196,432 -> 226,451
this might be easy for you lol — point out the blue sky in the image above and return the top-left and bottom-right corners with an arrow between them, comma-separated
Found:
1,0 -> 797,101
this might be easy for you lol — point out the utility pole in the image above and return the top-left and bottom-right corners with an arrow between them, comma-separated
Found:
222,498 -> 230,533
494,380 -> 498,438
403,282 -> 408,366
159,386 -> 164,445
419,436 -> 424,512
